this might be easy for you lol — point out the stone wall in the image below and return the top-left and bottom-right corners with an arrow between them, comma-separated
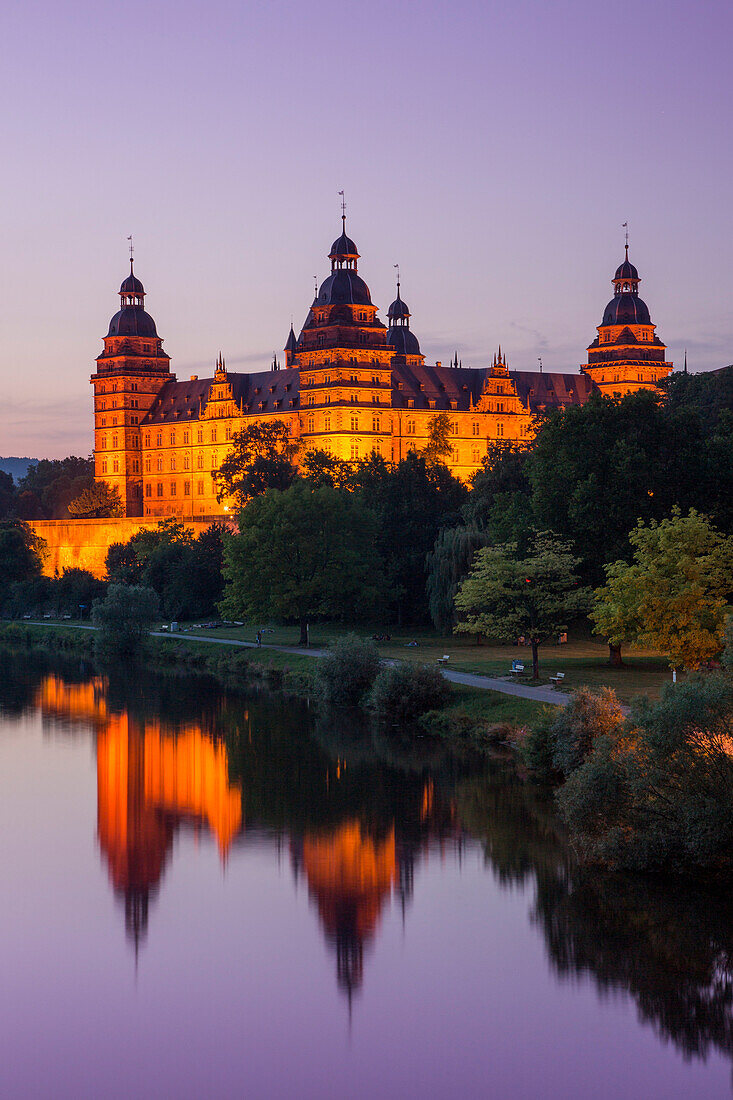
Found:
28,518 -> 229,580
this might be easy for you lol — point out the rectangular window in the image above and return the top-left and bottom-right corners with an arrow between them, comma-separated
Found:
156,433 -> 162,446
197,480 -> 204,495
183,456 -> 190,470
497,423 -> 504,437
197,429 -> 203,443
471,446 -> 480,464
101,461 -> 108,474
183,431 -> 190,444
372,416 -> 380,432
157,457 -> 163,472
170,482 -> 177,496
157,482 -> 163,497
145,484 -> 151,498
113,459 -> 119,473
170,457 -> 176,471
472,422 -> 480,436
184,482 -> 190,496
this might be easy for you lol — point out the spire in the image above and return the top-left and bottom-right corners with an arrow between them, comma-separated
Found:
684,348 -> 688,374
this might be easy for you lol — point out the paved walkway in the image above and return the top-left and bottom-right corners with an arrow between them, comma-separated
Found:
26,622 -> 571,707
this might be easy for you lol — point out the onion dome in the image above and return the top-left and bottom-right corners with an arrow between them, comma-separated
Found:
387,285 -> 410,323
386,277 -> 421,355
106,259 -> 159,337
328,214 -> 360,269
601,245 -> 651,326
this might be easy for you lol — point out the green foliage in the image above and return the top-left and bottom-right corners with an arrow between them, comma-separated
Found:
423,412 -> 453,463
300,448 -> 356,489
0,521 -> 47,589
367,661 -> 452,723
464,442 -> 533,545
425,524 -> 493,633
314,633 -> 380,706
214,419 -> 298,507
549,687 -> 625,777
591,508 -> 733,670
106,519 -> 225,619
558,672 -> 733,872
454,531 -> 590,678
67,480 -> 123,518
17,456 -> 94,519
91,583 -> 160,655
220,481 -> 382,642
353,450 -> 468,625
0,470 -> 17,519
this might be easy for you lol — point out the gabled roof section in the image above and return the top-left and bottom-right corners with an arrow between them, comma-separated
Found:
141,368 -> 301,424
510,371 -> 596,409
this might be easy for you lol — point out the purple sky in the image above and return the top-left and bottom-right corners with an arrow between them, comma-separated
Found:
2,0 -> 732,458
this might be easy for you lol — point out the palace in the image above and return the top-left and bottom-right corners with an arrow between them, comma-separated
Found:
91,221 -> 673,519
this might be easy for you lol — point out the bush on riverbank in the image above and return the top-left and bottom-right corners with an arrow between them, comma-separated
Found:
314,634 -> 380,707
368,662 -> 452,724
520,687 -> 625,781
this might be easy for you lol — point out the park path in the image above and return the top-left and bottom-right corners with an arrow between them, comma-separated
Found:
25,622 -> 572,707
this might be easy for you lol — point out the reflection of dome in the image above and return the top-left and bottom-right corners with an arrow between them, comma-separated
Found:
106,309 -> 159,337
602,296 -> 651,326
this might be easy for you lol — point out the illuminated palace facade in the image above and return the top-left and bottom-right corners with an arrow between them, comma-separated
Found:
91,223 -> 673,518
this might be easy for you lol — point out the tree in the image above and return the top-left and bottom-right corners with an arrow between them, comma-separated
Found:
464,441 -> 533,544
219,481 -> 382,644
0,471 -> 17,519
425,525 -> 493,633
454,532 -> 590,679
0,521 -> 47,585
68,480 -> 124,518
591,508 -> 733,671
352,450 -> 468,625
91,583 -> 160,656
423,413 -> 452,464
300,448 -> 356,490
314,634 -> 380,707
18,456 -> 94,518
52,568 -> 106,617
106,519 -> 225,619
214,420 -> 298,507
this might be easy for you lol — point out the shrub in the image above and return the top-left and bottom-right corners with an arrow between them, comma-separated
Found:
367,662 -> 452,723
314,634 -> 380,707
91,583 -> 159,657
551,687 -> 625,777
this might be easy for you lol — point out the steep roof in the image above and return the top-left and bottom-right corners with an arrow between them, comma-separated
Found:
142,368 -> 300,425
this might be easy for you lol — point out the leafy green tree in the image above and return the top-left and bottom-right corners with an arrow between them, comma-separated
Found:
219,481 -> 383,644
68,480 -> 123,518
215,420 -> 298,507
464,441 -> 532,542
91,583 -> 160,656
0,471 -> 17,519
106,519 -> 225,618
0,521 -> 47,586
51,568 -> 106,617
423,413 -> 452,464
353,450 -> 468,625
367,662 -> 452,723
18,457 -> 94,518
300,448 -> 356,490
426,525 -> 493,633
455,532 -> 590,679
591,508 -> 733,671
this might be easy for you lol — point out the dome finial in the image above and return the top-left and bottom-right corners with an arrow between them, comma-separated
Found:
338,189 -> 346,231
394,263 -> 400,295
127,234 -> 134,272
622,221 -> 629,255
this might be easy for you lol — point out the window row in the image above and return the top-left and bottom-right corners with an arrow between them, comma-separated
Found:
145,481 -> 207,498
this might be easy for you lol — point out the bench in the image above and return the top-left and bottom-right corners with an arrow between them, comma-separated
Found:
509,661 -> 525,676
549,672 -> 566,688
437,655 -> 450,665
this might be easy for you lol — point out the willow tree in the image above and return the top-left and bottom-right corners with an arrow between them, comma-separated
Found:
426,525 -> 493,634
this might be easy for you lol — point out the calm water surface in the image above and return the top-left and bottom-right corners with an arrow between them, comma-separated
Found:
1,651 -> 732,1099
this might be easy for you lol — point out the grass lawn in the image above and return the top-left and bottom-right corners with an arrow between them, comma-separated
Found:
181,619 -> 676,703
443,684 -> 555,729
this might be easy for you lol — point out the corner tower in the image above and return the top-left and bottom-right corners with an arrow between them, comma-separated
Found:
91,259 -> 174,516
584,246 -> 672,395
386,279 -> 424,369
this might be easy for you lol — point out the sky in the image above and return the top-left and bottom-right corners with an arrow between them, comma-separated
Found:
2,0 -> 732,458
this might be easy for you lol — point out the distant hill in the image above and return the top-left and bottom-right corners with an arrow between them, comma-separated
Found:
0,457 -> 38,483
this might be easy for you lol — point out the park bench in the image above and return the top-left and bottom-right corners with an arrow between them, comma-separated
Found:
510,661 -> 525,676
437,655 -> 450,665
549,672 -> 566,688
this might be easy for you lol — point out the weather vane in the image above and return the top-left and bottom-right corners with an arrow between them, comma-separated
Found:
393,262 -> 400,288
622,221 -> 629,250
127,234 -> 134,265
338,189 -> 346,223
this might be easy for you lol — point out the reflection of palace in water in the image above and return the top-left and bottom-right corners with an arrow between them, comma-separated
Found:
36,675 -> 458,995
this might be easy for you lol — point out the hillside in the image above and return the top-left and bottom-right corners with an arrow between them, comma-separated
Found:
0,457 -> 38,482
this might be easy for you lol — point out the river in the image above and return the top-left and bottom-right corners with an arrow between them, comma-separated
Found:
1,650 -> 732,1098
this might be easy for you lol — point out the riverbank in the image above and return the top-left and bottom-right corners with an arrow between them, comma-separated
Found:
0,622 -> 554,740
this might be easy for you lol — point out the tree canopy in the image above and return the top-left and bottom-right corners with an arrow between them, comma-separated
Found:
214,420 -> 298,507
219,481 -> 383,643
591,508 -> 733,670
455,532 -> 590,678
68,480 -> 123,518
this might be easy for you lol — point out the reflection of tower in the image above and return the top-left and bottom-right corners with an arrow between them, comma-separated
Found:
292,822 -> 398,1000
35,675 -> 242,952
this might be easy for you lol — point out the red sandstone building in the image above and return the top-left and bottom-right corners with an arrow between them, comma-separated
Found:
91,222 -> 672,518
